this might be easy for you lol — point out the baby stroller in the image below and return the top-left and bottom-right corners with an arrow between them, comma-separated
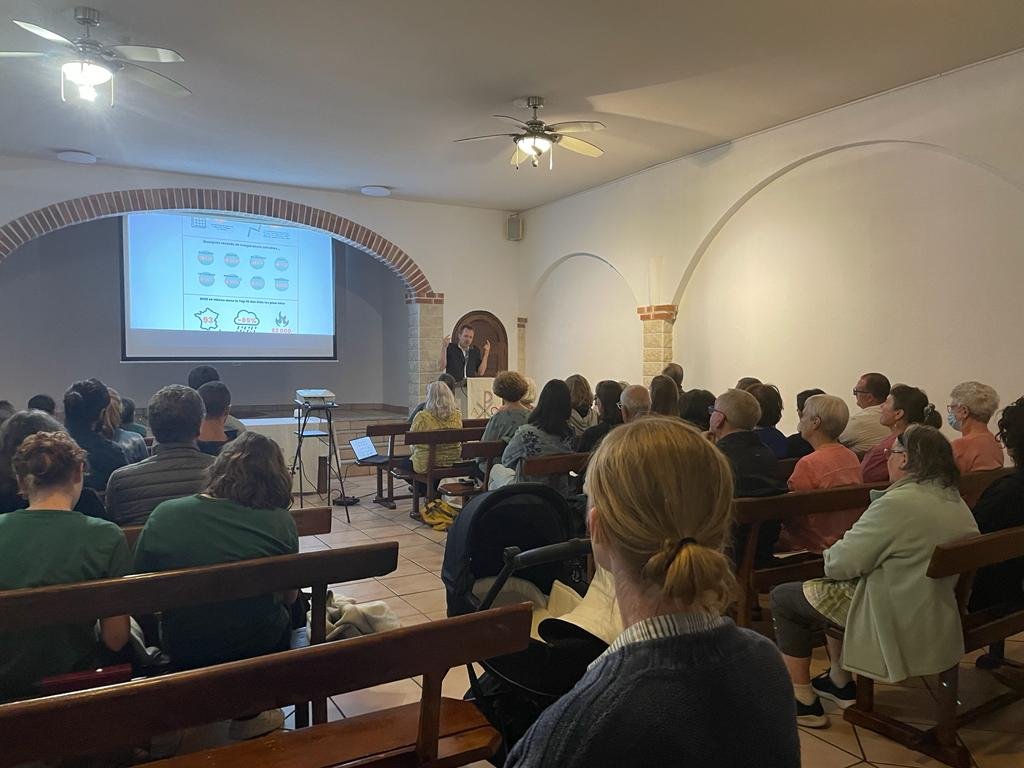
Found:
441,484 -> 608,763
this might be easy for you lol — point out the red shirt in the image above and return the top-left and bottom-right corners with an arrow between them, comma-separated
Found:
860,433 -> 897,484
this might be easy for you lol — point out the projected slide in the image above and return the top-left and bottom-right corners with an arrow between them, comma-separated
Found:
122,212 -> 336,360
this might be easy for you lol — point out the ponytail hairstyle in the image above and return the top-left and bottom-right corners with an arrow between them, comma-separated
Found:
889,384 -> 941,429
584,416 -> 737,613
12,431 -> 86,497
99,387 -> 124,440
63,378 -> 111,432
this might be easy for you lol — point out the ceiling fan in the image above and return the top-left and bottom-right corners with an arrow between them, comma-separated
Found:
0,5 -> 190,105
455,96 -> 605,169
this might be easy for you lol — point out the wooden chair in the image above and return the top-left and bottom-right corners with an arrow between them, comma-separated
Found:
365,422 -> 413,509
397,427 -> 485,518
841,525 -> 1024,768
0,542 -> 399,727
438,441 -> 505,502
121,505 -> 334,550
0,604 -> 532,768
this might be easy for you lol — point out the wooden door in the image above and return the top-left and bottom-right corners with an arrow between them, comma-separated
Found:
452,311 -> 508,377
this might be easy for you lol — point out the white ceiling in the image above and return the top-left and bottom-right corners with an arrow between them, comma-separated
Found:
2,0 -> 1024,211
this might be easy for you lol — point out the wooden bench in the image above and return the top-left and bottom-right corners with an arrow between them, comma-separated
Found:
398,427 -> 486,518
0,542 -> 399,727
438,441 -> 506,502
841,524 -> 1024,768
365,422 -> 414,509
121,505 -> 334,550
0,603 -> 532,768
463,418 -> 489,429
520,452 -> 590,478
733,470 -> 1012,633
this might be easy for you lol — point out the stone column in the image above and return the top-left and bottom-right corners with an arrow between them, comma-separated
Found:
636,304 -> 678,385
516,317 -> 528,374
407,294 -> 445,407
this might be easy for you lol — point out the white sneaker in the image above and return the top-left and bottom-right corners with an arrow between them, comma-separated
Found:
228,708 -> 285,740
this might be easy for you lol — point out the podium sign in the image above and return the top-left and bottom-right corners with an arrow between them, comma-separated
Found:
466,377 -> 498,419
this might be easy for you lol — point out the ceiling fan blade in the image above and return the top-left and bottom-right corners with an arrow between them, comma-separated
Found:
546,120 -> 606,134
119,62 -> 192,96
12,20 -> 75,49
453,133 -> 516,143
0,51 -> 49,58
109,45 -> 184,63
492,114 -> 528,127
554,135 -> 604,157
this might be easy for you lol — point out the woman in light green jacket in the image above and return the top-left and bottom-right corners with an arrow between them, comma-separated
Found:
770,425 -> 979,728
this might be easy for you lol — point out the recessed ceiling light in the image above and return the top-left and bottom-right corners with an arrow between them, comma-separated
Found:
56,150 -> 97,164
360,185 -> 391,198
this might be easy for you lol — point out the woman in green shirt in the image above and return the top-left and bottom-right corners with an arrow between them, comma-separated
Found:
0,431 -> 131,701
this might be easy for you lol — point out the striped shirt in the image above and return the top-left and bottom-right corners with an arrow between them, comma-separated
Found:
590,611 -> 727,670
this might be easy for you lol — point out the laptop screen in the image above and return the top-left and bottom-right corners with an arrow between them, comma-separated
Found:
349,436 -> 378,461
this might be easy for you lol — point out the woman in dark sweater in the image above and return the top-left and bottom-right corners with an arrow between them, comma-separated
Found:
63,379 -> 127,490
506,417 -> 799,768
969,396 -> 1024,610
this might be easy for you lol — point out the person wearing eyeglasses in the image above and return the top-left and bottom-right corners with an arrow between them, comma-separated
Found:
838,373 -> 891,456
947,381 -> 1004,472
860,385 -> 941,483
618,385 -> 651,423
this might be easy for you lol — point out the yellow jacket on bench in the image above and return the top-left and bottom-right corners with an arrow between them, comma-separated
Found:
824,479 -> 979,683
410,410 -> 463,474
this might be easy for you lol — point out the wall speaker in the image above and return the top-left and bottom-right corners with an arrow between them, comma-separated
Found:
505,213 -> 524,241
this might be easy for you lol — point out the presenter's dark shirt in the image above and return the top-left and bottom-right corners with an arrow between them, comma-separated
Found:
444,343 -> 482,384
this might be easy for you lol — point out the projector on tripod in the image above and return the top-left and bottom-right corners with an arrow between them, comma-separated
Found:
296,388 -> 336,407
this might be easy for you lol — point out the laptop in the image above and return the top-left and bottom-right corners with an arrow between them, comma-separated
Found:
349,435 -> 380,462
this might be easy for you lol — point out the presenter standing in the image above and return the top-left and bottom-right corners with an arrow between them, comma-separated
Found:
440,325 -> 490,411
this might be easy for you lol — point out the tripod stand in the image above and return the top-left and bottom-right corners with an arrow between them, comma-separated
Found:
290,400 -> 355,523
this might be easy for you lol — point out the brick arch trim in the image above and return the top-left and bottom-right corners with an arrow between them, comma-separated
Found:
0,187 -> 443,303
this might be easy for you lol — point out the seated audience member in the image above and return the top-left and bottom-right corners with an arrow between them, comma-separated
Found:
0,400 -> 16,428
736,377 -> 762,391
969,397 -> 1024,610
395,381 -> 464,507
947,381 -> 1005,472
101,388 -> 149,464
104,386 -> 214,526
661,363 -> 685,396
649,375 -> 680,417
578,380 -> 624,454
134,431 -> 297,738
197,382 -> 237,456
503,379 -> 576,496
26,394 -> 56,416
785,394 -> 863,553
786,388 -> 825,459
410,373 -> 457,422
566,374 -> 599,438
679,388 -> 715,431
0,411 -> 108,519
748,384 -> 788,459
506,417 -> 800,768
522,377 -> 539,409
187,364 -> 247,435
120,397 -> 147,437
63,379 -> 126,490
618,385 -> 652,424
770,425 -> 978,726
860,385 -> 939,483
839,372 -> 891,454
0,432 -> 131,701
479,372 -> 531,476
710,389 -> 787,567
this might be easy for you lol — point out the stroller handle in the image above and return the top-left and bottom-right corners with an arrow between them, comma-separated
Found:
503,538 -> 592,570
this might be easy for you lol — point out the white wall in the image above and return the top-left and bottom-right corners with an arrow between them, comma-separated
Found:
0,218 -> 410,409
0,155 -> 522,379
522,50 -> 1024,435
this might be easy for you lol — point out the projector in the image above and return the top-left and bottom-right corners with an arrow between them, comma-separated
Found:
296,389 -> 336,407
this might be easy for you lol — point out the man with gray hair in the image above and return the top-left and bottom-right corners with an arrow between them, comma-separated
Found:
105,385 -> 214,525
619,385 -> 652,423
948,381 -> 1004,471
711,389 -> 787,499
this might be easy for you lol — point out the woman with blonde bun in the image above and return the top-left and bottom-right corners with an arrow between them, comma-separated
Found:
506,417 -> 799,768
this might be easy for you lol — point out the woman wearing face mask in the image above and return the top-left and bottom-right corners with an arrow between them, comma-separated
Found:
947,382 -> 1004,472
860,385 -> 941,483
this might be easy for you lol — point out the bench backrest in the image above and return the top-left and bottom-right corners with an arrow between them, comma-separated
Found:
463,418 -> 489,429
121,505 -> 333,550
404,427 -> 486,446
0,542 -> 398,630
520,452 -> 590,476
0,603 -> 532,767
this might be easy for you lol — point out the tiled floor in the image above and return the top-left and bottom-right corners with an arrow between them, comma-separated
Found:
180,475 -> 1024,767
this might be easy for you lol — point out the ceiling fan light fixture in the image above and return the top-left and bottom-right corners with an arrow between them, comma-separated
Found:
515,135 -> 552,157
61,60 -> 112,86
